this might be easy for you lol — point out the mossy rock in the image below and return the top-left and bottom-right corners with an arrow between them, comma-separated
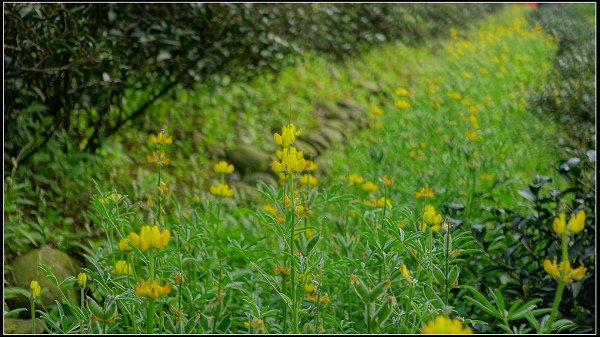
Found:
318,125 -> 345,144
225,144 -> 271,175
304,133 -> 331,155
4,317 -> 45,334
8,246 -> 79,310
294,139 -> 319,159
324,118 -> 355,133
243,172 -> 278,187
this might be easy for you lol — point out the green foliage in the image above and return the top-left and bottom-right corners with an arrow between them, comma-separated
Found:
529,4 -> 596,144
476,147 -> 595,332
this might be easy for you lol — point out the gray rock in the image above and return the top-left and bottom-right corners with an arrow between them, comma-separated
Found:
8,246 -> 79,310
243,172 -> 277,187
225,144 -> 272,175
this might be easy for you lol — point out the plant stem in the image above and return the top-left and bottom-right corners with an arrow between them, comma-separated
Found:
444,230 -> 450,306
147,299 -> 155,334
403,285 -> 415,333
546,231 -> 569,333
31,297 -> 36,333
428,228 -> 433,287
289,174 -> 298,333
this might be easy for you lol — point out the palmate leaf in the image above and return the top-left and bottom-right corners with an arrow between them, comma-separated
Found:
462,285 -> 501,318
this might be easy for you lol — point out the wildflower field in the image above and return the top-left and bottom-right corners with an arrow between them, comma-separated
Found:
3,3 -> 596,334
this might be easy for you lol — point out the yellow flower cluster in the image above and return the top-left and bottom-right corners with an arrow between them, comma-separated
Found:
422,315 -> 472,334
542,257 -> 586,284
415,186 -> 435,199
134,279 -> 171,298
299,173 -> 318,186
552,211 -> 586,235
128,225 -> 170,251
272,143 -> 306,175
78,272 -> 87,286
210,182 -> 234,198
361,181 -> 378,192
395,100 -> 411,110
98,191 -> 123,204
273,266 -> 291,276
421,205 -> 442,232
348,173 -> 364,185
214,161 -> 234,174
113,260 -> 133,276
262,204 -> 277,216
244,319 -> 265,331
149,131 -> 173,145
146,150 -> 170,166
395,88 -> 410,97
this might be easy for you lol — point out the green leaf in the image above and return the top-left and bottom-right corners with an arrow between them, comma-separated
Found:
249,262 -> 291,310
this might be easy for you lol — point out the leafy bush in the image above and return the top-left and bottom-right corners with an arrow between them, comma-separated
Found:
529,4 -> 596,144
473,147 -> 595,332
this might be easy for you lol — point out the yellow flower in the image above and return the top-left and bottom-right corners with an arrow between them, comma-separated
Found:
400,264 -> 414,285
119,238 -> 132,252
272,147 -> 305,175
210,183 -> 234,198
423,205 -> 442,226
129,225 -> 170,251
479,174 -> 494,182
552,213 -> 566,235
567,211 -> 585,234
30,280 -> 41,298
134,279 -> 171,299
462,71 -> 472,79
361,182 -> 378,192
149,131 -> 173,145
172,273 -> 186,285
448,91 -> 462,100
320,294 -> 331,305
273,266 -> 291,276
382,176 -> 393,187
213,161 -> 234,174
415,187 -> 435,199
113,260 -> 133,276
432,101 -> 441,110
395,100 -> 411,110
77,272 -> 87,286
304,282 -> 315,293
543,257 -> 560,278
146,150 -> 170,166
348,173 -> 364,185
350,274 -> 360,285
422,316 -> 472,334
395,88 -> 409,97
262,204 -> 277,216
370,105 -> 384,116
306,292 -> 318,302
570,265 -> 586,281
274,124 -> 303,148
299,174 -> 318,186
396,222 -> 406,229
466,115 -> 479,129
304,160 -> 318,172
464,130 -> 480,140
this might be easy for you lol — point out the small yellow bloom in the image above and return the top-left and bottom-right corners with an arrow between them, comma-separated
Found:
274,124 -> 303,148
394,88 -> 409,97
370,105 -> 384,116
134,279 -> 171,298
432,101 -> 441,110
273,147 -> 305,175
464,130 -> 480,140
320,294 -> 331,305
299,174 -> 318,186
552,213 -> 566,235
362,182 -> 378,192
350,274 -> 360,285
415,186 -> 435,199
400,264 -> 414,285
396,222 -> 406,229
129,225 -> 170,251
262,204 -> 277,216
213,161 -> 234,174
30,280 -> 41,298
423,205 -> 442,226
448,91 -> 462,100
113,260 -> 133,276
567,211 -> 585,234
210,183 -> 234,198
479,174 -> 494,182
77,272 -> 87,286
306,292 -> 318,302
348,173 -> 364,185
146,150 -> 170,166
304,160 -> 318,172
149,131 -> 173,145
570,265 -> 586,281
273,266 -> 291,276
304,282 -> 315,293
395,100 -> 411,110
382,176 -> 393,187
119,238 -> 132,252
172,273 -> 186,285
543,257 -> 560,278
422,315 -> 472,334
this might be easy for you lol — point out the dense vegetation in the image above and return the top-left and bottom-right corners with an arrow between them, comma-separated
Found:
3,3 -> 596,335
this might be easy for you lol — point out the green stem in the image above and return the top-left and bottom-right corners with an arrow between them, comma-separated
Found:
366,302 -> 371,333
147,299 -> 155,334
80,287 -> 85,334
444,230 -> 450,306
428,228 -> 433,287
289,174 -> 298,333
403,285 -> 415,333
31,297 -> 36,334
546,231 -> 569,333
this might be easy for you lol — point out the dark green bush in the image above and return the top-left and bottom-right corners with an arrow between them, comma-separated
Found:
529,4 -> 596,145
472,147 -> 595,332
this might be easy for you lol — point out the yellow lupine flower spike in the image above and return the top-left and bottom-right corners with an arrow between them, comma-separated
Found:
422,315 -> 472,334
